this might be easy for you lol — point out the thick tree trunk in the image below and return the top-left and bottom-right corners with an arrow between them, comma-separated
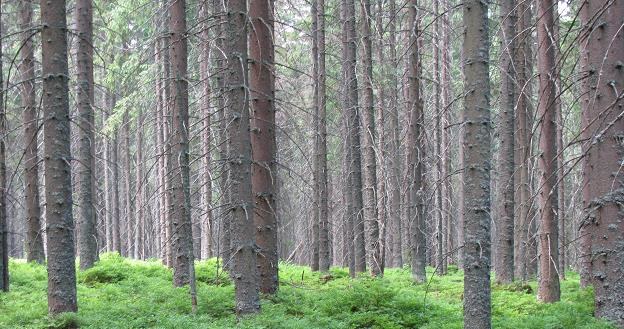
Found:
75,0 -> 98,270
41,0 -> 77,314
316,0 -> 330,273
536,0 -> 560,303
407,0 -> 425,283
250,0 -> 279,294
359,0 -> 381,278
579,1 -> 624,326
226,0 -> 260,313
18,0 -> 45,264
168,0 -> 196,293
199,1 -> 213,260
494,0 -> 516,284
462,0 -> 491,328
0,0 -> 8,292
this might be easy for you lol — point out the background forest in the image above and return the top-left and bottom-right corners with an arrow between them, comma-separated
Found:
0,0 -> 622,328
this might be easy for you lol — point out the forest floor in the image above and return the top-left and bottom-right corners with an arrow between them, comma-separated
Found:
0,253 -> 614,329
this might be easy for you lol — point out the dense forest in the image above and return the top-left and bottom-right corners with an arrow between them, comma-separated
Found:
0,0 -> 622,328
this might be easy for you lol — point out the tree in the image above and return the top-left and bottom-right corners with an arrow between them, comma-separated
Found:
342,0 -> 366,275
462,0 -> 491,328
494,0 -> 516,284
75,0 -> 98,270
250,0 -> 279,294
0,0 -> 8,293
168,0 -> 196,292
199,1 -> 213,260
536,0 -> 560,303
18,0 -> 45,264
41,0 -> 77,315
579,0 -> 624,326
226,0 -> 261,312
316,0 -> 330,273
359,0 -> 382,277
407,0 -> 425,283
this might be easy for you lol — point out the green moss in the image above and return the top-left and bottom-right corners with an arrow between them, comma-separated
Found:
0,256 -> 614,329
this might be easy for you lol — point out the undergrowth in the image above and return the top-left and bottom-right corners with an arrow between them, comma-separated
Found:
0,253 -> 614,328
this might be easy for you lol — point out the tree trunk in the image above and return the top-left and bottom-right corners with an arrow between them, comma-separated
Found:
513,0 -> 533,282
342,0 -> 366,275
387,0 -> 402,268
359,0 -> 381,278
199,1 -> 213,260
494,0 -> 516,284
316,0 -> 330,273
250,0 -> 279,294
18,0 -> 45,264
123,111 -> 134,257
226,0 -> 260,313
0,0 -> 8,292
75,0 -> 98,270
462,0 -> 491,328
536,0 -> 560,303
579,1 -> 624,326
311,0 -> 320,272
41,0 -> 78,314
433,0 -> 446,276
134,110 -> 144,260
407,0 -> 425,283
168,0 -> 195,293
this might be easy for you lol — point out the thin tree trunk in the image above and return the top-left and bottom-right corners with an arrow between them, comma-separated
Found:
316,0 -> 330,273
123,111 -> 134,257
41,0 -> 77,314
462,0 -> 491,327
494,0 -> 516,284
433,0 -> 446,276
441,0 -> 453,267
134,110 -> 144,260
579,1 -> 624,325
110,99 -> 121,253
536,0 -> 560,303
0,0 -> 8,291
407,0 -> 425,283
18,0 -> 45,264
168,0 -> 196,295
199,1 -> 213,260
250,0 -> 278,294
311,0 -> 320,272
75,0 -> 98,270
226,0 -> 260,313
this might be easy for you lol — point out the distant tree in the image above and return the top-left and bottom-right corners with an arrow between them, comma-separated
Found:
0,0 -> 8,293
461,0 -> 492,328
18,0 -> 45,265
41,0 -> 77,315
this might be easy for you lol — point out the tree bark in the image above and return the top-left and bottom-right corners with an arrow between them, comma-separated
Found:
579,1 -> 624,325
250,0 -> 279,294
494,0 -> 516,284
75,0 -> 98,270
359,0 -> 381,278
311,0 -> 320,272
316,0 -> 330,273
462,0 -> 491,327
123,111 -> 134,257
407,0 -> 425,283
41,0 -> 78,314
226,0 -> 260,313
536,0 -> 560,303
0,0 -> 8,292
168,0 -> 196,292
18,0 -> 45,264
199,1 -> 213,260
134,110 -> 145,260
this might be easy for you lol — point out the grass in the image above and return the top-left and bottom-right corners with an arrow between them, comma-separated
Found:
0,253 -> 614,329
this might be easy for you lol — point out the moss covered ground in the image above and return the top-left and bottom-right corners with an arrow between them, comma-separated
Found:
0,253 -> 614,328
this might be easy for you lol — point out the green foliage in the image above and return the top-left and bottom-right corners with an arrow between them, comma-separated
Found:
0,257 -> 614,329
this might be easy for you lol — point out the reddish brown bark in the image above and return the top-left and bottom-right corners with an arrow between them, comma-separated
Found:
579,1 -> 624,325
18,0 -> 45,264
